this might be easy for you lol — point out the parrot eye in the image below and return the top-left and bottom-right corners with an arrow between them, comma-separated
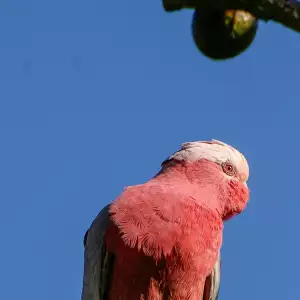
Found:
222,162 -> 236,176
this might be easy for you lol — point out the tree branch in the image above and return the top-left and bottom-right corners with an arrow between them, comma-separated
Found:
163,0 -> 300,33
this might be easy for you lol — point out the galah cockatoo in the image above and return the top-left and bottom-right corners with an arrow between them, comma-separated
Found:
82,139 -> 249,300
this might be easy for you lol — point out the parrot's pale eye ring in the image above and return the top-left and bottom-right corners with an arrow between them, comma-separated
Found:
222,162 -> 236,176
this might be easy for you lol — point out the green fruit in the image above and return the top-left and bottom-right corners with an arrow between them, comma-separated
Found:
192,8 -> 258,60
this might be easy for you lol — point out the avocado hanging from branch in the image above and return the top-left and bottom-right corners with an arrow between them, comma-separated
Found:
163,0 -> 300,60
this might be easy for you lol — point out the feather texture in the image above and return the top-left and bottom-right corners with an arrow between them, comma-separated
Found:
82,204 -> 221,300
81,139 -> 249,299
81,205 -> 114,300
203,253 -> 221,300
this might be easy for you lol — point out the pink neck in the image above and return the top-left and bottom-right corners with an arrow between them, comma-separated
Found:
151,159 -> 248,220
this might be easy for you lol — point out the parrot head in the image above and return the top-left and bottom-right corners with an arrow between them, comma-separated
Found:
161,139 -> 250,220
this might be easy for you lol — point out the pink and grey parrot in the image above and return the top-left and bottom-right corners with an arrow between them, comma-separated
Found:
82,139 -> 250,300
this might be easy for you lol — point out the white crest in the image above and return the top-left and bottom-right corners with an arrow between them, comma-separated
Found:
164,139 -> 249,181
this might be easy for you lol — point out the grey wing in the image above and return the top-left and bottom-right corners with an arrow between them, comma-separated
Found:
202,252 -> 221,300
81,205 -> 115,300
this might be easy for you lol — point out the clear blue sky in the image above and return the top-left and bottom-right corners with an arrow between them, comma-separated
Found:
0,0 -> 298,299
